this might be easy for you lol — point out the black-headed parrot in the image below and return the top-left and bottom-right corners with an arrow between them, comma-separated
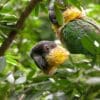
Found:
30,41 -> 69,75
49,0 -> 100,64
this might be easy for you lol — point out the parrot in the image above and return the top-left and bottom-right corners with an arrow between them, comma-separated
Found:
48,0 -> 100,64
30,41 -> 69,75
30,1 -> 100,75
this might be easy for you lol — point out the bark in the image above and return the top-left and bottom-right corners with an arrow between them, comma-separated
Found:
0,0 -> 42,56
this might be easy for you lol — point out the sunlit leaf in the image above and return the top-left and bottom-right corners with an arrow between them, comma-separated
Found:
86,77 -> 100,85
6,54 -> 18,66
81,35 -> 96,55
15,76 -> 26,84
6,72 -> 15,84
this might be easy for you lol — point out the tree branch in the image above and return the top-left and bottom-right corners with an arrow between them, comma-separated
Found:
0,0 -> 42,56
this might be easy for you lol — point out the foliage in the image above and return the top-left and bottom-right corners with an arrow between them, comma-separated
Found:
0,0 -> 100,100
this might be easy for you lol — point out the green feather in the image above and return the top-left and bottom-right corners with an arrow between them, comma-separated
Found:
60,19 -> 100,56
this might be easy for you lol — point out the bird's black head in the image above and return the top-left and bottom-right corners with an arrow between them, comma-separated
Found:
49,5 -> 58,25
49,0 -> 66,25
30,41 -> 69,75
30,41 -> 57,72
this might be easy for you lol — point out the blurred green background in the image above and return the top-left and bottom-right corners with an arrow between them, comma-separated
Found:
0,0 -> 100,100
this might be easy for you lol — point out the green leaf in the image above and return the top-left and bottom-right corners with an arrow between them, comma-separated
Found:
55,1 -> 65,9
40,3 -> 48,13
6,54 -> 18,66
54,3 -> 63,25
0,13 -> 17,22
81,35 -> 96,55
68,0 -> 81,9
94,42 -> 100,54
0,56 -> 6,73
88,32 -> 100,55
63,0 -> 68,5
34,4 -> 40,16
89,31 -> 100,43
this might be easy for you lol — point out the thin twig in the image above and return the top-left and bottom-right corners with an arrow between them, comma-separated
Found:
0,0 -> 42,56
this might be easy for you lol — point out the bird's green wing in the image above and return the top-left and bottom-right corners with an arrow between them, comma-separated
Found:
60,19 -> 100,56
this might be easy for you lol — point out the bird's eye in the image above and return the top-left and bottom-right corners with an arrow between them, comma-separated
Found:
44,45 -> 50,52
51,44 -> 56,48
